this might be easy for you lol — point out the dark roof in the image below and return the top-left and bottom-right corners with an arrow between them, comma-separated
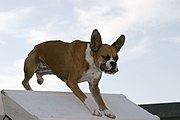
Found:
139,102 -> 180,118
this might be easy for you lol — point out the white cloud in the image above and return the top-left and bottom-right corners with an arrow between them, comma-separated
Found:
27,29 -> 49,44
121,38 -> 151,62
174,36 -> 180,45
0,60 -> 25,90
26,27 -> 65,45
13,58 -> 25,72
75,0 -> 180,40
0,40 -> 6,45
22,0 -> 180,45
122,0 -> 180,25
161,35 -> 180,46
25,19 -> 84,45
165,36 -> 180,45
131,39 -> 150,55
73,0 -> 180,62
74,3 -> 127,42
0,7 -> 32,33
0,10 -> 19,31
0,74 -> 24,90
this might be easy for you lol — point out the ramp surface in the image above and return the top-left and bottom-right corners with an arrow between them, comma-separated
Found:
1,90 -> 159,120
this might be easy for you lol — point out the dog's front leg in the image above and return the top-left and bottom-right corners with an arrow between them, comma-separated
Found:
89,82 -> 116,119
66,81 -> 102,116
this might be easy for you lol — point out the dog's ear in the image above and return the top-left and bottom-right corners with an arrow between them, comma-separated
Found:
90,29 -> 102,52
112,34 -> 125,52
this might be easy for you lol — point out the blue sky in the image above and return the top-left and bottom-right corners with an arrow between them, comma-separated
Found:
0,0 -> 180,104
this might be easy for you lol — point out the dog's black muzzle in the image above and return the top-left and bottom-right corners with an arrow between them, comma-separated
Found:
100,62 -> 118,74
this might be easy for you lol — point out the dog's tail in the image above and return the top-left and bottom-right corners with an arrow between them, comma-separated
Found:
27,45 -> 38,57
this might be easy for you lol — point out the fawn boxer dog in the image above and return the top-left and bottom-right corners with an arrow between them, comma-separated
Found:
22,29 -> 125,119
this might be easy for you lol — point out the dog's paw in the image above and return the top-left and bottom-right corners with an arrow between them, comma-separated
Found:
92,109 -> 103,117
22,81 -> 33,90
84,98 -> 102,117
102,109 -> 116,119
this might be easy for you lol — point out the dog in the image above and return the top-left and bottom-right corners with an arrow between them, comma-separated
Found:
22,29 -> 125,119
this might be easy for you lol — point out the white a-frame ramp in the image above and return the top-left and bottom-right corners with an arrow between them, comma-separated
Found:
0,90 -> 159,120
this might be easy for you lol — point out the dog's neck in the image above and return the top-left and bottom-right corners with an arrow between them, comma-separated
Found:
85,44 -> 101,71
78,44 -> 102,84
85,44 -> 94,66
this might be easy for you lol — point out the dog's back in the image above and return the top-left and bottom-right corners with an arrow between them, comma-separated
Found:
22,40 -> 88,90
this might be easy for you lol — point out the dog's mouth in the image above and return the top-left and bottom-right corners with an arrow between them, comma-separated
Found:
100,64 -> 118,74
104,69 -> 118,74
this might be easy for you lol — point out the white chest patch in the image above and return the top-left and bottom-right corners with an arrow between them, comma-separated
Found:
78,44 -> 102,84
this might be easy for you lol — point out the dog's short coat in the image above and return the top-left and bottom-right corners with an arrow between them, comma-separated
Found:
22,29 -> 125,119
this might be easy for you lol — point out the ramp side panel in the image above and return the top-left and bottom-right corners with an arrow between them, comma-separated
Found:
2,91 -> 38,120
0,93 -> 5,120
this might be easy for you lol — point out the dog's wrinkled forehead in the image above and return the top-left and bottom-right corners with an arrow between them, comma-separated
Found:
98,44 -> 118,61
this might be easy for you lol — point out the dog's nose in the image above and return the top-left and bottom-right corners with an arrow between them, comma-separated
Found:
110,62 -> 117,69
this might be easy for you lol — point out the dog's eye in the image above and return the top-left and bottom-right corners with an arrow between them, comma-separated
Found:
102,55 -> 110,61
113,55 -> 118,62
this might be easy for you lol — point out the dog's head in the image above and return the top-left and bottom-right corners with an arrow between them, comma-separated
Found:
90,29 -> 125,74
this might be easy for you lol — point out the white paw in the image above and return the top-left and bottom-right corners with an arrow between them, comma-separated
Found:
92,109 -> 103,117
84,98 -> 103,117
102,109 -> 116,119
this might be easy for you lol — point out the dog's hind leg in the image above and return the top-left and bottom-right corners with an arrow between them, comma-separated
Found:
22,49 -> 38,90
